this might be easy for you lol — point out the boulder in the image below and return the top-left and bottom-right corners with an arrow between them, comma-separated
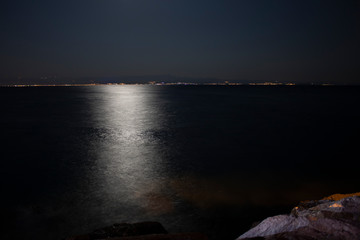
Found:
237,193 -> 360,240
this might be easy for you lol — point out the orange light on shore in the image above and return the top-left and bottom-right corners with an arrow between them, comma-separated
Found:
329,203 -> 343,208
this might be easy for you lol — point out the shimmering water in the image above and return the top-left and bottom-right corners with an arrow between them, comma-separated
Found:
1,85 -> 359,240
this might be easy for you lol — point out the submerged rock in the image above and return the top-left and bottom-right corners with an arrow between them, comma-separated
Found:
66,221 -> 208,240
90,222 -> 168,239
92,233 -> 208,240
237,193 -> 360,240
66,222 -> 167,240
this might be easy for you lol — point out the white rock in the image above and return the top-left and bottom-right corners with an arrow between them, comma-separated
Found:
238,215 -> 309,238
237,195 -> 360,240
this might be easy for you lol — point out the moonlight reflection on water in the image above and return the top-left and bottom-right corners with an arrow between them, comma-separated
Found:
84,86 -> 173,218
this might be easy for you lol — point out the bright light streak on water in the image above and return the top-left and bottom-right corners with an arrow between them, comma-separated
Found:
82,86 -> 172,222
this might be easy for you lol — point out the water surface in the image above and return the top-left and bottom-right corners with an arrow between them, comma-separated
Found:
1,85 -> 359,240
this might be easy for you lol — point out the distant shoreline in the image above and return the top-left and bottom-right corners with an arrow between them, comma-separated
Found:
1,82 -> 358,87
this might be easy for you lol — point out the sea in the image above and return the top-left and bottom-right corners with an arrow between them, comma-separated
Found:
1,85 -> 359,240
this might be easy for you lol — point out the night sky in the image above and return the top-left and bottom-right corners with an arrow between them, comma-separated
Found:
1,0 -> 359,84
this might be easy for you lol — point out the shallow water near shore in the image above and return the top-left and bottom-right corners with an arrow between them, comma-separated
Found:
1,85 -> 359,240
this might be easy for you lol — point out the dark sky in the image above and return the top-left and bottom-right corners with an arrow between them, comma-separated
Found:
1,0 -> 359,84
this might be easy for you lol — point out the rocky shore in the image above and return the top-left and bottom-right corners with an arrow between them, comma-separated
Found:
237,192 -> 360,240
66,193 -> 360,240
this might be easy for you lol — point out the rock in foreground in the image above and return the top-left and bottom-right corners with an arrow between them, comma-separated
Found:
237,192 -> 360,240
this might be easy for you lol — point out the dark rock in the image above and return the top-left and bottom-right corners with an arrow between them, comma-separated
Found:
101,232 -> 209,240
67,222 -> 168,240
131,222 -> 168,236
66,222 -> 209,240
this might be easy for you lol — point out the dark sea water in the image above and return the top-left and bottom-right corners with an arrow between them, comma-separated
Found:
1,85 -> 359,240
